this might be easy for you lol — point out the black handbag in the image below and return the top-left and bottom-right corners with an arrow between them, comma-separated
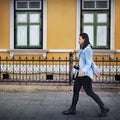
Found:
72,72 -> 79,80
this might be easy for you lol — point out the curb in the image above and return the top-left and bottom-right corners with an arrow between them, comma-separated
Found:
0,84 -> 119,93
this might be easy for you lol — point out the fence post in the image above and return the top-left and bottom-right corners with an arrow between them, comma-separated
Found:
69,52 -> 73,85
115,57 -> 120,81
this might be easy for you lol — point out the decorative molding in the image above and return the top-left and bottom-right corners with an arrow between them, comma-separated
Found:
93,49 -> 116,60
93,50 -> 116,55
0,49 -> 120,59
8,49 -> 48,58
74,49 -> 116,59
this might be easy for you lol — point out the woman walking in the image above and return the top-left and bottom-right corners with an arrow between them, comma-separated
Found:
62,33 -> 110,117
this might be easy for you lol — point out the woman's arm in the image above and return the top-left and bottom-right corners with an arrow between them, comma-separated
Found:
92,62 -> 101,77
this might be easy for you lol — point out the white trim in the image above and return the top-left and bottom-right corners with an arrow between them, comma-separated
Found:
8,49 -> 48,58
43,0 -> 47,50
76,0 -> 80,50
0,49 -> 8,52
10,0 -> 14,50
75,49 -> 116,59
116,50 -> 120,52
9,0 -> 47,57
1,49 -> 120,53
76,0 -> 114,50
48,49 -> 74,53
110,0 -> 115,50
93,49 -> 115,59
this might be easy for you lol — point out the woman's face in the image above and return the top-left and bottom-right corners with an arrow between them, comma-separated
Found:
78,36 -> 85,45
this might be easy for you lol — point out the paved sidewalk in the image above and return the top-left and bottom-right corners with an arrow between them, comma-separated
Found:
0,91 -> 120,120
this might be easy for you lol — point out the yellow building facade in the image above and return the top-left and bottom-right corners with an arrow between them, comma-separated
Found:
0,0 -> 120,59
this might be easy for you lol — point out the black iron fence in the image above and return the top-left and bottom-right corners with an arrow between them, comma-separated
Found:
0,53 -> 120,85
93,56 -> 120,84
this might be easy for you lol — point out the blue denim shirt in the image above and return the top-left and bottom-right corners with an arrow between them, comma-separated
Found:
78,45 -> 98,79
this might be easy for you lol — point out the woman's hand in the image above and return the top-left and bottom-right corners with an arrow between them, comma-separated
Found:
78,71 -> 84,77
95,73 -> 101,77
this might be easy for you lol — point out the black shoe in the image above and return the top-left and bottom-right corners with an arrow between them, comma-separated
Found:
62,108 -> 76,115
98,107 -> 110,117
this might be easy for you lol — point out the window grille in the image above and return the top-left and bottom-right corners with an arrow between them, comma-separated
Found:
82,0 -> 109,10
16,0 -> 42,10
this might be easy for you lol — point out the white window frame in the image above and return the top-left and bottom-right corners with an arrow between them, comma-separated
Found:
10,0 -> 47,57
76,0 -> 115,52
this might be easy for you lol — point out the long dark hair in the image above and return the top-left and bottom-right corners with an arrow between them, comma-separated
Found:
79,33 -> 92,49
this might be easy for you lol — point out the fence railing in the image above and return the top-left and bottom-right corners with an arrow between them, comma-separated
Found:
0,56 -> 70,85
93,56 -> 120,83
0,53 -> 120,85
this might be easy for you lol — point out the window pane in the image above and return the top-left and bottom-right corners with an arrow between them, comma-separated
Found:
16,1 -> 42,10
97,26 -> 107,46
83,14 -> 93,23
17,13 -> 27,23
96,1 -> 108,8
83,26 -> 94,45
29,25 -> 39,46
97,13 -> 107,23
17,26 -> 27,46
84,1 -> 95,8
29,2 -> 41,8
17,2 -> 28,8
30,13 -> 40,23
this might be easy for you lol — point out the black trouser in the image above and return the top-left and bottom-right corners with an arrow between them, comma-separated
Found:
71,76 -> 104,110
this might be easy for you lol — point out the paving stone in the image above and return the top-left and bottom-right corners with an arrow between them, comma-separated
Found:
0,91 -> 120,120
